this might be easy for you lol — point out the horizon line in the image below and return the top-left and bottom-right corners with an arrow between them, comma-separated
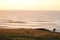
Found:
0,10 -> 60,11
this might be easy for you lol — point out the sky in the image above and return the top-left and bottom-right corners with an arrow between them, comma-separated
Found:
0,0 -> 60,10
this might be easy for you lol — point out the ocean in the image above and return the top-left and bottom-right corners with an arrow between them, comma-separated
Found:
0,11 -> 60,32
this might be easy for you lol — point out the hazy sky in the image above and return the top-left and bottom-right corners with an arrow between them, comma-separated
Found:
0,0 -> 60,10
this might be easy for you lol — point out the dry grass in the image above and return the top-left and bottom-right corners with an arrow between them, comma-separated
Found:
0,28 -> 60,36
0,28 -> 60,40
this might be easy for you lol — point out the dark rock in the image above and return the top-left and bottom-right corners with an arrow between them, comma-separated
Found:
36,28 -> 50,32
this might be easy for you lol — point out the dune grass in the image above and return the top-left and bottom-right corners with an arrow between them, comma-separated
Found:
0,29 -> 60,40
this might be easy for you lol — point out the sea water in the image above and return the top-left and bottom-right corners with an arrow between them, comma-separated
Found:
0,11 -> 60,32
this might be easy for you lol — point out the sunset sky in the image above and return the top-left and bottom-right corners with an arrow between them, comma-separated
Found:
0,0 -> 60,10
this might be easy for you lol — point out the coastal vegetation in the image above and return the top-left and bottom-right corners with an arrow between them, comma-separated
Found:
0,28 -> 60,40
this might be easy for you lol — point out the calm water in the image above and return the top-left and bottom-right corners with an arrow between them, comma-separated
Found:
0,11 -> 60,32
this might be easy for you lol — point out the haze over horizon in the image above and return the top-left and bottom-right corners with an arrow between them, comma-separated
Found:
0,0 -> 60,10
